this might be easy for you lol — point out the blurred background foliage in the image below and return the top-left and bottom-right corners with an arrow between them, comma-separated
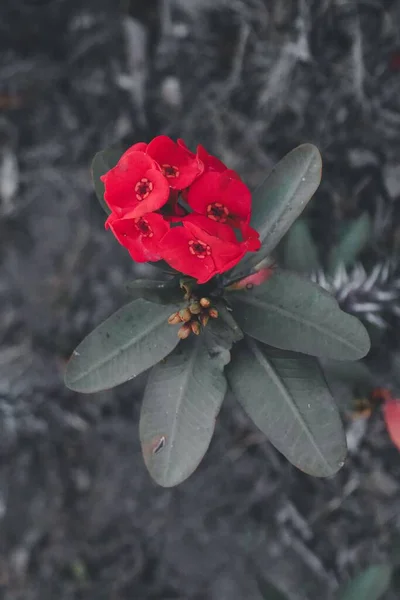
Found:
1,0 -> 400,598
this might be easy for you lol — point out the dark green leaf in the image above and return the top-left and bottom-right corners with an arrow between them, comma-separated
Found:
255,575 -> 289,600
140,335 -> 227,487
227,338 -> 347,477
328,212 -> 371,275
229,144 -> 322,280
91,147 -> 123,215
319,359 -> 375,412
320,358 -> 375,410
125,278 -> 183,304
204,301 -> 243,354
319,359 -> 375,390
390,533 -> 400,567
229,269 -> 370,360
149,259 -> 180,274
64,299 -> 180,393
339,565 -> 392,600
283,219 -> 320,273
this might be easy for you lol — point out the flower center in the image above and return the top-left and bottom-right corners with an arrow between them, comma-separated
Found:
207,202 -> 229,223
135,217 -> 153,238
188,239 -> 211,259
135,178 -> 153,201
162,164 -> 180,178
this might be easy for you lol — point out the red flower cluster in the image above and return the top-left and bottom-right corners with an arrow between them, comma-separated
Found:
102,136 -> 260,283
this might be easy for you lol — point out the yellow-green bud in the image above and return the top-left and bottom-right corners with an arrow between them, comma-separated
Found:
178,323 -> 191,339
168,312 -> 181,325
189,302 -> 201,315
199,313 -> 209,327
199,297 -> 211,308
178,308 -> 192,322
191,321 -> 201,335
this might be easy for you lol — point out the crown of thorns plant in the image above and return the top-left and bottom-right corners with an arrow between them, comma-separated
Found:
64,137 -> 370,487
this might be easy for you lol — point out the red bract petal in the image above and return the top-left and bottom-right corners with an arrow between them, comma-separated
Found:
187,171 -> 251,226
106,212 -> 169,262
146,135 -> 204,190
182,216 -> 244,274
241,224 -> 261,251
226,267 -> 274,290
180,141 -> 241,179
159,226 -> 217,283
224,168 -> 242,181
196,144 -> 228,173
130,169 -> 171,218
160,215 -> 249,282
101,150 -> 170,218
182,214 -> 238,243
383,397 -> 400,451
127,141 -> 148,152
177,138 -> 195,158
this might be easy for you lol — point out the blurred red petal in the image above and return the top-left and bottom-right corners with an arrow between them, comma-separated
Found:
383,397 -> 400,450
226,267 -> 274,290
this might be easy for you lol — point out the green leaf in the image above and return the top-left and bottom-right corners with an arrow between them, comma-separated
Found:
125,278 -> 182,304
204,301 -> 243,354
140,335 -> 227,487
149,259 -> 180,274
328,212 -> 371,275
339,565 -> 392,600
255,576 -> 289,600
319,358 -> 375,412
283,219 -> 320,273
64,299 -> 181,393
320,358 -> 375,393
229,269 -> 370,361
229,144 -> 322,280
91,147 -> 123,215
227,338 -> 347,477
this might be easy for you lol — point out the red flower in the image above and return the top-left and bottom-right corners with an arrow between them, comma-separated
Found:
105,211 -> 169,262
101,150 -> 170,218
178,139 -> 241,179
187,170 -> 251,227
100,136 -> 261,281
178,139 -> 227,173
159,215 -> 248,283
145,136 -> 203,190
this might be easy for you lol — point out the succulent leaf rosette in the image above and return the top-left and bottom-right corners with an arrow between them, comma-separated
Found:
64,136 -> 371,487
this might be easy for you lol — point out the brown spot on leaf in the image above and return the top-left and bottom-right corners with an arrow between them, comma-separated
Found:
153,436 -> 166,454
142,435 -> 167,465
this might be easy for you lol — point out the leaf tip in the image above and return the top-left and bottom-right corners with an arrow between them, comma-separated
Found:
297,143 -> 322,184
352,319 -> 371,360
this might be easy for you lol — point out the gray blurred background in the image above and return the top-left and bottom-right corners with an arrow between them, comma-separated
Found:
1,1 -> 400,598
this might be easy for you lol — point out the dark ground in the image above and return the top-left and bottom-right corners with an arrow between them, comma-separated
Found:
1,1 -> 400,598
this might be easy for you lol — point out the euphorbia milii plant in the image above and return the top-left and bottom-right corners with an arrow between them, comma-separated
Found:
65,137 -> 371,487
